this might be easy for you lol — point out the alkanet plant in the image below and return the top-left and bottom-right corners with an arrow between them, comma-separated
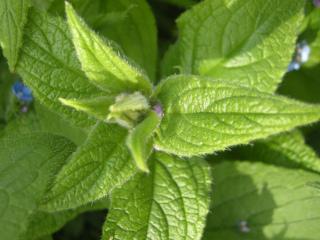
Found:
1,0 -> 320,239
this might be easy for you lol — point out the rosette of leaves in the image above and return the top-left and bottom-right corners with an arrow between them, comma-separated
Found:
1,0 -> 320,240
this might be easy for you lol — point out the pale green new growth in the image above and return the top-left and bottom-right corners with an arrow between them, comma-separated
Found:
107,92 -> 150,128
65,2 -> 152,95
154,75 -> 320,156
103,153 -> 211,240
95,0 -> 158,81
0,0 -> 30,71
0,132 -> 75,240
59,96 -> 115,121
126,111 -> 161,172
204,161 -> 320,239
42,122 -> 136,211
176,0 -> 304,93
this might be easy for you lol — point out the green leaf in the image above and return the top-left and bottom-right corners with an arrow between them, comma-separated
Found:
204,160 -> 320,239
50,0 -> 158,81
93,0 -> 158,81
176,0 -> 304,93
59,96 -> 115,121
229,130 -> 320,173
103,152 -> 211,240
65,2 -> 152,95
42,122 -> 136,211
0,0 -> 30,71
126,111 -> 161,172
26,198 -> 109,240
16,10 -> 103,128
0,132 -> 75,240
160,42 -> 181,78
0,56 -> 15,122
34,103 -> 87,146
154,75 -> 320,156
31,0 -> 54,11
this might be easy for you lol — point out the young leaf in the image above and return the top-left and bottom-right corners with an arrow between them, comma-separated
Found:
16,10 -> 103,128
95,0 -> 158,81
51,0 -> 158,81
154,75 -> 320,156
0,132 -> 75,240
0,0 -> 30,71
204,161 -> 320,239
126,111 -> 161,172
65,2 -> 152,95
59,96 -> 115,121
175,0 -> 304,93
103,152 -> 211,240
107,92 -> 150,128
42,122 -> 136,211
230,130 -> 320,173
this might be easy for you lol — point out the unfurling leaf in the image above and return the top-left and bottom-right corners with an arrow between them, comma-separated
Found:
65,2 -> 152,95
126,111 -> 161,172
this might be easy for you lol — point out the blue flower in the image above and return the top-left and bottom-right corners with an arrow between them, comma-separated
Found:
12,81 -> 33,103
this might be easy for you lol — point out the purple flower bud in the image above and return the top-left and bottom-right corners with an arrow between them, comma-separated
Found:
314,0 -> 320,7
153,104 -> 164,118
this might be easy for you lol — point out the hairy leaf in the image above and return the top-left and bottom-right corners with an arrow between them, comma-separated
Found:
0,132 -> 75,240
65,2 -> 152,95
16,10 -> 103,128
176,0 -> 303,93
126,111 -> 161,172
204,161 -> 320,239
95,0 -> 158,81
42,122 -> 136,211
0,0 -> 30,71
50,0 -> 158,81
103,152 -> 211,240
154,75 -> 320,156
59,96 -> 115,121
230,130 -> 320,173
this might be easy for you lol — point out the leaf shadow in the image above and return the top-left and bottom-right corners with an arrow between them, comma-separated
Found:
203,161 -> 296,240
